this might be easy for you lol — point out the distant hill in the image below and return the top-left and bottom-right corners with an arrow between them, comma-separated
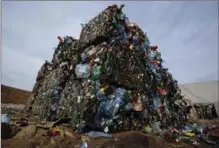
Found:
1,84 -> 32,104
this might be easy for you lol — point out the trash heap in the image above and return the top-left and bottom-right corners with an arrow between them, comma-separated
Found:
2,103 -> 25,114
28,4 -> 190,134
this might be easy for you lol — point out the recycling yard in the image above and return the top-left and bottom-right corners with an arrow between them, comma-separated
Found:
1,3 -> 219,148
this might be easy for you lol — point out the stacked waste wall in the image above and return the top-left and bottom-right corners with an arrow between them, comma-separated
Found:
27,4 -> 189,133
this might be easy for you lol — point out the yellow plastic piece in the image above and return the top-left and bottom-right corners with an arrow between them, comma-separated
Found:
185,132 -> 195,137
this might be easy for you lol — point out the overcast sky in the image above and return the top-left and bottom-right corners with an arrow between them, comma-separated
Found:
2,1 -> 218,91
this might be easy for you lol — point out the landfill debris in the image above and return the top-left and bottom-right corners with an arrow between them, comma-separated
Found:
20,4 -> 218,147
19,118 -> 29,127
47,127 -> 62,137
143,125 -> 153,133
86,131 -> 113,139
80,136 -> 90,148
27,3 -> 204,132
1,114 -> 11,124
2,103 -> 25,114
194,103 -> 218,120
163,123 -> 219,145
80,142 -> 88,148
14,125 -> 36,138
64,131 -> 75,138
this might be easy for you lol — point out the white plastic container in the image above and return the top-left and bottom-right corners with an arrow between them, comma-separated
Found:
1,114 -> 11,124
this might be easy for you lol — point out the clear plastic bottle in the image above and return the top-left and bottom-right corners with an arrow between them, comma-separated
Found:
75,64 -> 90,79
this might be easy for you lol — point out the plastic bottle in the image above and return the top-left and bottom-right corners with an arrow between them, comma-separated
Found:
97,90 -> 107,101
1,114 -> 11,124
75,64 -> 90,79
92,64 -> 101,80
113,102 -> 120,118
80,142 -> 88,148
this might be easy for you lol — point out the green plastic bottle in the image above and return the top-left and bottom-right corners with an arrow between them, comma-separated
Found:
92,65 -> 101,80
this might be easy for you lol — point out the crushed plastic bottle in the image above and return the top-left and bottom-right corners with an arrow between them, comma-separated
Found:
75,64 -> 90,79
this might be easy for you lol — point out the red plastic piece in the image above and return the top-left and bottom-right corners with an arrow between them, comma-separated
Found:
157,88 -> 167,96
150,45 -> 158,50
57,36 -> 63,44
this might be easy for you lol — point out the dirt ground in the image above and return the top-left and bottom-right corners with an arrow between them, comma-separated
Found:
1,131 -> 189,148
1,125 -> 213,148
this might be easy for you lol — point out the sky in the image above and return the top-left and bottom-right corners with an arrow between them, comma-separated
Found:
2,1 -> 218,91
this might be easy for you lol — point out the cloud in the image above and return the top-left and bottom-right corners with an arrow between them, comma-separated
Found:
2,1 -> 218,90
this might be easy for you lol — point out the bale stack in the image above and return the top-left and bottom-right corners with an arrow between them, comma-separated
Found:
28,4 -> 189,134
